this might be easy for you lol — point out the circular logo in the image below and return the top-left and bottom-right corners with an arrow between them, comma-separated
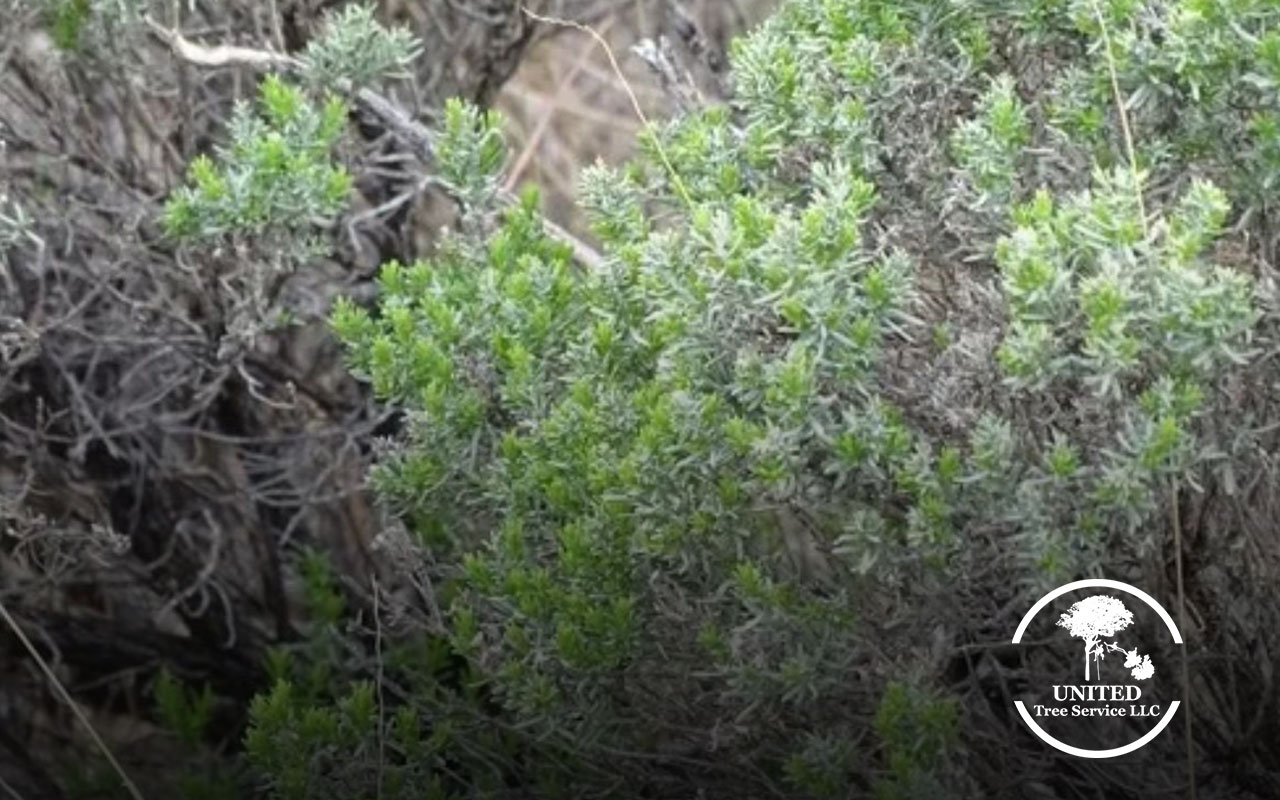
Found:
1011,578 -> 1183,758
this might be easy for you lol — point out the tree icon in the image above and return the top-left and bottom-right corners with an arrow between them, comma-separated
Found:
1056,595 -> 1135,681
1122,647 -> 1155,680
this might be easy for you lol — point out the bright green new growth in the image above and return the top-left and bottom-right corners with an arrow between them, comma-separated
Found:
42,0 -> 145,52
47,0 -> 92,51
321,0 -> 1269,794
160,5 -> 423,242
434,98 -> 508,211
162,75 -> 350,241
154,669 -> 216,749
951,74 -> 1030,200
997,170 -> 1253,396
183,0 -> 1273,796
331,113 -> 946,793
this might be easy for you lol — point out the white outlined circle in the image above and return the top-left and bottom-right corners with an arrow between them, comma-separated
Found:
1011,578 -> 1183,758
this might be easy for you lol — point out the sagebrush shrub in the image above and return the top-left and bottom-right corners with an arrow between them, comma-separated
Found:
155,0 -> 1280,797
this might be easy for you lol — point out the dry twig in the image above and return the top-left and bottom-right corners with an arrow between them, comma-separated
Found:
0,599 -> 145,800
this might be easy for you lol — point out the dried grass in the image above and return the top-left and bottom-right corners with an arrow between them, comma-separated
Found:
495,0 -> 780,238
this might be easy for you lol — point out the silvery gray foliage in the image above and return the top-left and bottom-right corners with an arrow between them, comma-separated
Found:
189,0 -> 1280,797
0,193 -> 36,254
339,0 -> 1269,786
301,3 -> 420,89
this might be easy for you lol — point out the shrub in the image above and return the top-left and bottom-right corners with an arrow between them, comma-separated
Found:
163,75 -> 352,242
214,0 -> 1278,796
0,1 -> 625,798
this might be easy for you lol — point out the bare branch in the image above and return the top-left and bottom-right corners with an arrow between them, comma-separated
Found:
142,16 -> 301,69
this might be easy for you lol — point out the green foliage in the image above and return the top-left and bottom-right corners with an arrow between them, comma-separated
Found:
161,2 -> 416,242
35,0 -> 147,53
299,547 -> 346,626
871,682 -> 960,800
951,74 -> 1031,200
163,75 -> 350,241
996,171 -> 1254,394
255,0 -> 1277,795
154,669 -> 216,748
434,98 -> 508,211
241,560 -> 532,800
992,167 -> 1255,558
243,679 -> 431,800
782,732 -> 861,798
301,3 -> 419,89
331,88 -> 950,792
47,0 -> 91,51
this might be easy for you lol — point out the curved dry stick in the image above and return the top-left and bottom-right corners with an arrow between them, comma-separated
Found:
520,5 -> 694,210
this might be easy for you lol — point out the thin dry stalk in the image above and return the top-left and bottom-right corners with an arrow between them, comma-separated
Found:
504,18 -> 618,193
521,6 -> 694,209
0,599 -> 145,800
1084,1 -> 1193,792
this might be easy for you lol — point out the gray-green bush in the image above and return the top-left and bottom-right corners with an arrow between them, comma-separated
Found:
158,0 -> 1280,797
